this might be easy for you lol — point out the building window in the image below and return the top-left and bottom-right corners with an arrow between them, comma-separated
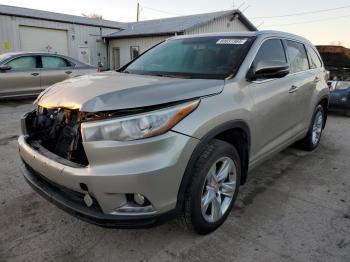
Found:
130,46 -> 140,60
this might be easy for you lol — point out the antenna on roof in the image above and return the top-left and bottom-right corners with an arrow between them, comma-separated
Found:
256,22 -> 264,28
237,2 -> 246,10
241,5 -> 250,12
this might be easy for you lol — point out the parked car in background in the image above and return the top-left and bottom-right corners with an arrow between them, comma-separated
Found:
19,31 -> 329,234
328,80 -> 350,115
0,52 -> 96,100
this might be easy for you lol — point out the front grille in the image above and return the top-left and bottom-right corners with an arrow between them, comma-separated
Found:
26,107 -> 89,166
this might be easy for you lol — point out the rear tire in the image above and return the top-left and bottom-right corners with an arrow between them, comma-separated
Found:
298,105 -> 325,151
182,139 -> 241,235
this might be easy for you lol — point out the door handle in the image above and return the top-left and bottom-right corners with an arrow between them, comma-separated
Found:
289,85 -> 299,93
31,72 -> 39,77
65,71 -> 72,75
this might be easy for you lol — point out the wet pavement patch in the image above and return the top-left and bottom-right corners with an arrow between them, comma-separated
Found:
0,135 -> 19,146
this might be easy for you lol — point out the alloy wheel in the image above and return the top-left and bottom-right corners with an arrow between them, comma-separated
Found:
201,157 -> 237,223
312,111 -> 323,145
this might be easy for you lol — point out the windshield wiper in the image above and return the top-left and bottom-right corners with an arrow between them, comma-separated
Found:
155,74 -> 192,79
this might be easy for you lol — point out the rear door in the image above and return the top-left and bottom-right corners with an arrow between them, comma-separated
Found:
249,38 -> 300,161
0,55 -> 41,96
39,55 -> 74,88
305,44 -> 326,108
284,40 -> 316,129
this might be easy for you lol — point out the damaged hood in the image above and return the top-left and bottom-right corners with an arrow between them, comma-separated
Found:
36,71 -> 225,112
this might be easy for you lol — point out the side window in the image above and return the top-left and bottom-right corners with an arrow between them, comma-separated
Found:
253,39 -> 287,67
286,41 -> 309,73
306,46 -> 322,69
6,56 -> 37,70
42,56 -> 70,69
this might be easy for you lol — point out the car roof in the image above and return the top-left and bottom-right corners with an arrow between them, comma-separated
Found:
168,30 -> 313,45
0,52 -> 94,67
1,51 -> 68,57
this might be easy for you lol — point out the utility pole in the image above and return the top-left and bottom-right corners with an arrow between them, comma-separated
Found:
136,2 -> 140,22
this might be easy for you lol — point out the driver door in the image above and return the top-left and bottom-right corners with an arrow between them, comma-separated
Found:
0,55 -> 41,96
248,38 -> 299,163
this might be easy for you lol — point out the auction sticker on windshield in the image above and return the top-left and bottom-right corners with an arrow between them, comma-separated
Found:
216,39 -> 247,45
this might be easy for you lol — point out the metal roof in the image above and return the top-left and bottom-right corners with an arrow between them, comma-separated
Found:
163,31 -> 312,45
0,4 -> 125,29
105,10 -> 257,39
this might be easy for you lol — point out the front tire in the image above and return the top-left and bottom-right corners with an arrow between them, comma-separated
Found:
182,139 -> 241,234
299,104 -> 325,151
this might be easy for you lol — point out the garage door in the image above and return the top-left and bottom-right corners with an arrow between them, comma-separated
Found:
19,26 -> 69,55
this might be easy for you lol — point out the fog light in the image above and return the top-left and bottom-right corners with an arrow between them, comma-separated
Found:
134,193 -> 146,206
341,97 -> 347,102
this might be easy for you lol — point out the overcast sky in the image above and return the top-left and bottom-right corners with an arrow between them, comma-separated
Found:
0,0 -> 349,47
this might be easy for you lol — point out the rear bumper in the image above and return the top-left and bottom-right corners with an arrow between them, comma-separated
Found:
20,158 -> 179,228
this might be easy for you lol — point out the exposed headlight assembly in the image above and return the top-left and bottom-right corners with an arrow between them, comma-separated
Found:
81,100 -> 199,142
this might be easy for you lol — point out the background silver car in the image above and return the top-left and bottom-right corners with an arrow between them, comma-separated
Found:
0,52 -> 96,100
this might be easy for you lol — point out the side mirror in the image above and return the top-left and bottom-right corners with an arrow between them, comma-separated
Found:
247,61 -> 289,81
0,65 -> 12,72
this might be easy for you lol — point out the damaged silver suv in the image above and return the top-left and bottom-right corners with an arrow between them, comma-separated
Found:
18,31 -> 330,234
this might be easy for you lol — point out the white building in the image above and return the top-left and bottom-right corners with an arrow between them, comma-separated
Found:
0,4 -> 123,67
104,10 -> 257,69
0,5 -> 256,69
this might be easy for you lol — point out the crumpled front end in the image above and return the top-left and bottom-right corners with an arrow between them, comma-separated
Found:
18,106 -> 199,227
23,106 -> 88,166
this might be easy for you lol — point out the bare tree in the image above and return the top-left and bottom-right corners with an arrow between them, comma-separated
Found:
82,13 -> 104,20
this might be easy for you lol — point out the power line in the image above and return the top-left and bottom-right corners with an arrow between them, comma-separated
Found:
140,4 -> 182,16
264,14 -> 349,27
250,5 -> 350,19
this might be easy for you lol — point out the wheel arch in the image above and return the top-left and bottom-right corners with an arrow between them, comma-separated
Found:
318,96 -> 329,129
176,120 -> 251,210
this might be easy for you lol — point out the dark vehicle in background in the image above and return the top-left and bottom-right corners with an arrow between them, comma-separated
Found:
328,80 -> 350,116
0,52 -> 96,100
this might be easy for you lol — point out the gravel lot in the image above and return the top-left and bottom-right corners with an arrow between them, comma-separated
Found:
0,100 -> 349,262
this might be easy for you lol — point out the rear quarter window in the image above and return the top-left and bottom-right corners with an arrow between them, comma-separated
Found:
306,46 -> 322,69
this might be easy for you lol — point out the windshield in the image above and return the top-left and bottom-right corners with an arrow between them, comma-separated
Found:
336,81 -> 350,89
0,54 -> 11,63
122,36 -> 255,79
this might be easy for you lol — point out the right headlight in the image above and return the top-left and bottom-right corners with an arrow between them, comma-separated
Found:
81,100 -> 200,142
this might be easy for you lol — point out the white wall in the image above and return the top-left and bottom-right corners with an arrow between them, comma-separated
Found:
108,15 -> 251,68
185,15 -> 250,35
0,14 -> 117,66
108,35 -> 169,68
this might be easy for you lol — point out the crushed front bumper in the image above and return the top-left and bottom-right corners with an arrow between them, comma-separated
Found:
18,127 -> 198,227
